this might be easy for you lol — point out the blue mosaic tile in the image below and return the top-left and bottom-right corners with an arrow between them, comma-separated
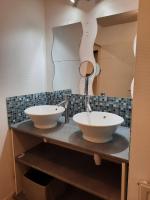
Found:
47,89 -> 72,105
6,90 -> 72,126
6,89 -> 132,128
67,94 -> 132,127
6,93 -> 48,126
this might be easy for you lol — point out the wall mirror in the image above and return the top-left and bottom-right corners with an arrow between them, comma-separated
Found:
52,22 -> 82,94
52,11 -> 138,97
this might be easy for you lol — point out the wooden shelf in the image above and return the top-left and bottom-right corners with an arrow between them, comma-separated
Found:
16,143 -> 121,200
14,187 -> 104,200
58,187 -> 104,200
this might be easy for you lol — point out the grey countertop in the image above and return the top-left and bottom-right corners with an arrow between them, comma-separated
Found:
12,117 -> 130,163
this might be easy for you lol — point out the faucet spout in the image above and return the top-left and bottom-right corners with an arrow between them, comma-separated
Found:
57,100 -> 66,107
84,77 -> 89,96
57,94 -> 69,123
84,76 -> 92,112
85,95 -> 92,112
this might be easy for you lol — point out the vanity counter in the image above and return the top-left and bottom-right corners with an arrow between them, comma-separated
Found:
12,118 -> 130,164
12,118 -> 130,200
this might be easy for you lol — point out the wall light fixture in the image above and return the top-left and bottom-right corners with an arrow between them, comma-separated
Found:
70,0 -> 91,7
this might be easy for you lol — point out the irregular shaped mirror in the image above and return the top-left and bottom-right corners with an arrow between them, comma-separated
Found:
52,23 -> 82,94
51,11 -> 137,98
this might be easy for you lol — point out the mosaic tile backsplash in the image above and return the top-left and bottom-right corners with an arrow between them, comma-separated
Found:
6,90 -> 132,127
68,94 -> 132,127
6,90 -> 71,126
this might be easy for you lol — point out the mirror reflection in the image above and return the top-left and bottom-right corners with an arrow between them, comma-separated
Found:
52,12 -> 137,98
93,13 -> 137,97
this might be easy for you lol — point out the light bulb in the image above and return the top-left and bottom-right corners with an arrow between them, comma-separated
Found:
70,0 -> 76,3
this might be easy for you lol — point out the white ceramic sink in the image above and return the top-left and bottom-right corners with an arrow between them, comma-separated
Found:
73,111 -> 124,143
25,105 -> 65,129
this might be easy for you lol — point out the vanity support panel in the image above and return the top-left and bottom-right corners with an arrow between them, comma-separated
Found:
12,130 -> 41,194
121,162 -> 128,200
94,153 -> 102,165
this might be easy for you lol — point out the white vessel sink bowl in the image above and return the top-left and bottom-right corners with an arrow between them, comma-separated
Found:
25,105 -> 65,129
73,111 -> 124,143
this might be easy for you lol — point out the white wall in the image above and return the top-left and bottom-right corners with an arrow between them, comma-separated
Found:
0,0 -> 46,199
128,0 -> 150,199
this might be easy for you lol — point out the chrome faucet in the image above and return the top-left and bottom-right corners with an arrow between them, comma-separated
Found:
84,77 -> 92,112
57,94 -> 69,123
85,95 -> 92,112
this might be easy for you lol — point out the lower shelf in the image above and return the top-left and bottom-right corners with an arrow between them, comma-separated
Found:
14,187 -> 104,200
59,187 -> 104,200
16,143 -> 121,200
